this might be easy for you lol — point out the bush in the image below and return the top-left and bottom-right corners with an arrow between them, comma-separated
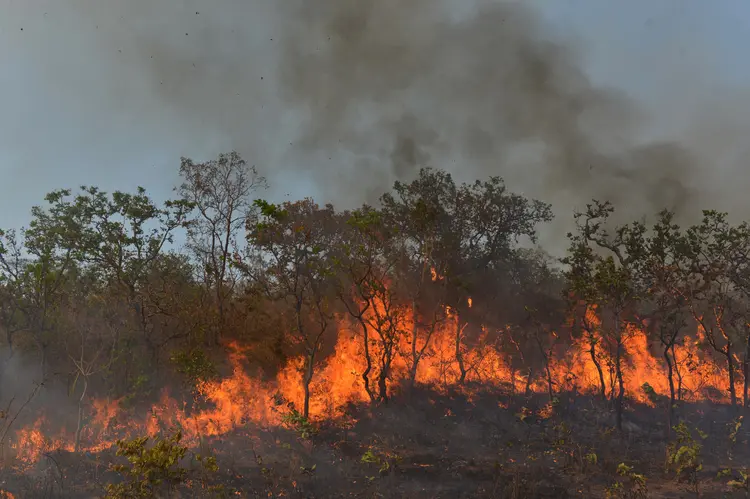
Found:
606,463 -> 648,499
104,430 -> 224,499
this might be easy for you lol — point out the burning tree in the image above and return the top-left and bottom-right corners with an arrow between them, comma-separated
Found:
635,210 -> 693,431
379,169 -> 455,387
681,210 -> 750,408
564,200 -> 645,431
381,168 -> 553,385
244,199 -> 338,419
333,206 -> 408,402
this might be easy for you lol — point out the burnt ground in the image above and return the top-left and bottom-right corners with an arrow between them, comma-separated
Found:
2,387 -> 750,498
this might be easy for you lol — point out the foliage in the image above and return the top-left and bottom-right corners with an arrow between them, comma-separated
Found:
104,430 -> 223,499
6,150 -> 750,499
105,430 -> 188,498
606,463 -> 648,499
170,348 -> 218,387
666,422 -> 706,491
360,446 -> 401,475
641,382 -> 659,406
727,415 -> 744,462
280,405 -> 317,439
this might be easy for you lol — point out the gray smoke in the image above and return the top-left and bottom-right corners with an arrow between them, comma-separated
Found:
5,0 -> 748,252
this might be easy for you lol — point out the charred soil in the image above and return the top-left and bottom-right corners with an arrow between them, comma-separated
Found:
2,388 -> 750,498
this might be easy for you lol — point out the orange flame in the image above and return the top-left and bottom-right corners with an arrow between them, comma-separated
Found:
4,298 -> 741,468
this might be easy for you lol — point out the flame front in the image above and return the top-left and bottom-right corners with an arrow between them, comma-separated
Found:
5,298 -> 739,469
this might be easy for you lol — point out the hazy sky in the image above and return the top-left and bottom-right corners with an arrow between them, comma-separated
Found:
2,0 -> 750,251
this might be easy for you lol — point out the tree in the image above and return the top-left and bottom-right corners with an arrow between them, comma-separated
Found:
380,169 -> 455,386
681,211 -> 750,408
0,229 -> 27,362
518,252 -> 566,401
334,207 -> 401,401
635,210 -> 692,432
178,151 -> 267,345
723,220 -> 750,409
60,273 -> 117,452
14,188 -> 95,375
564,200 -> 645,431
244,199 -> 338,419
563,233 -> 609,401
29,186 -> 192,376
381,168 -> 552,384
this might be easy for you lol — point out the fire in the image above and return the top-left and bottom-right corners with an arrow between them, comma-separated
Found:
2,297 -> 739,469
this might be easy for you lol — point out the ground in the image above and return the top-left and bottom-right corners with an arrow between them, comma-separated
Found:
2,387 -> 749,498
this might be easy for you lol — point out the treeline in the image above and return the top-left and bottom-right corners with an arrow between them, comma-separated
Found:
1,151 -> 749,433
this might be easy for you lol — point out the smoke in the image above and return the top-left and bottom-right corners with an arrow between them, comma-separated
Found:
5,0 -> 746,251
0,351 -> 75,436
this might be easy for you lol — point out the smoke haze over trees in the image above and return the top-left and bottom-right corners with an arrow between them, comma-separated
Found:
5,1 -> 750,254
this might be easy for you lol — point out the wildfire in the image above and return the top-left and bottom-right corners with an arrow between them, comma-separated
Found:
2,298 -> 739,470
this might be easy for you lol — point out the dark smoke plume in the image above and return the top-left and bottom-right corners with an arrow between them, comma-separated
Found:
7,0 -> 721,250
136,1 -> 698,222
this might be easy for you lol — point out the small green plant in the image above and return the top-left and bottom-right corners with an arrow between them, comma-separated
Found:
272,394 -> 317,439
641,382 -> 659,406
666,422 -> 706,496
281,405 -> 317,439
104,430 -> 221,499
361,447 -> 400,475
728,416 -> 743,461
105,430 -> 188,498
547,421 -> 594,472
515,406 -> 533,423
718,467 -> 750,493
606,463 -> 648,499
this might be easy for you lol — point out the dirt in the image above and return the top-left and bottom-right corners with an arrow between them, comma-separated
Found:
2,388 -> 750,498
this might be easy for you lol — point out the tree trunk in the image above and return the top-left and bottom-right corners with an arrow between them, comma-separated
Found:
455,317 -> 467,384
377,344 -> 393,403
743,333 -> 750,410
664,344 -> 676,437
614,320 -> 625,433
302,351 -> 315,419
545,362 -> 555,402
524,368 -> 534,396
74,377 -> 88,453
535,334 -> 555,402
671,343 -> 684,402
215,292 -> 225,346
588,334 -> 606,400
727,342 -> 738,408
408,304 -> 420,389
358,319 -> 376,402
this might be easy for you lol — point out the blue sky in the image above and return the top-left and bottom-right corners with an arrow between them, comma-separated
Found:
2,0 -> 750,239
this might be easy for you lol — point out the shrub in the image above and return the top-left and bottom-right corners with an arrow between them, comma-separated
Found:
104,430 -> 223,499
606,463 -> 648,499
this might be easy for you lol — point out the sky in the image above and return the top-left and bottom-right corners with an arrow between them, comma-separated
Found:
2,0 -> 750,252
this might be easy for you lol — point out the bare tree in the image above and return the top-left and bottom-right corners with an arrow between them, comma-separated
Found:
178,152 -> 267,345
